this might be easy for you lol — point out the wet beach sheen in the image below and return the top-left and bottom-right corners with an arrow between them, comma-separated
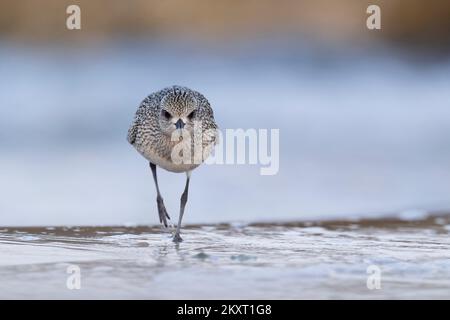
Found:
1,215 -> 450,299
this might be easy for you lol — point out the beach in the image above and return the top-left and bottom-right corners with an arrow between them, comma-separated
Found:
1,0 -> 450,303
1,214 -> 450,299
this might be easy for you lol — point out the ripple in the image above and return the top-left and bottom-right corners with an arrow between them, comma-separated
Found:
0,216 -> 450,298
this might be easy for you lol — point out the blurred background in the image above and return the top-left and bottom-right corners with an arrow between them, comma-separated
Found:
1,0 -> 450,226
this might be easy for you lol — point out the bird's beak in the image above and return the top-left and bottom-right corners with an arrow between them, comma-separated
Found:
175,119 -> 185,130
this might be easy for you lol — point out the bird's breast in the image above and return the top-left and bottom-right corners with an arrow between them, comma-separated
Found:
136,139 -> 201,173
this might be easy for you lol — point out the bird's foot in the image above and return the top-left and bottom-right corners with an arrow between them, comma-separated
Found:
157,196 -> 170,227
172,233 -> 183,243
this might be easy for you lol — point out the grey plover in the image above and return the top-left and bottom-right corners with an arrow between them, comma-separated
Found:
127,86 -> 218,242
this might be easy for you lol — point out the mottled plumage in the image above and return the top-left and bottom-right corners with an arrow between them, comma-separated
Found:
127,86 -> 218,242
128,86 -> 218,172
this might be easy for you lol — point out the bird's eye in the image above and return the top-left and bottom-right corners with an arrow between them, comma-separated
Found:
187,110 -> 196,120
162,110 -> 171,119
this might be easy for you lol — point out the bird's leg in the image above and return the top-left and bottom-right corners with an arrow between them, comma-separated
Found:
173,171 -> 191,242
149,162 -> 170,227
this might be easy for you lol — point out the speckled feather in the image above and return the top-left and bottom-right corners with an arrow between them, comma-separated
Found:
127,86 -> 218,173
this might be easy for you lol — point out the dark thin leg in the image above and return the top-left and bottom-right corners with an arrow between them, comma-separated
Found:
173,172 -> 191,242
149,162 -> 170,227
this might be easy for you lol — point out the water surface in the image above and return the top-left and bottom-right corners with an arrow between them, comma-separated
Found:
1,214 -> 450,299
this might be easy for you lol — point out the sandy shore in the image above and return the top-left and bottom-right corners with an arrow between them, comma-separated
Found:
1,215 -> 450,299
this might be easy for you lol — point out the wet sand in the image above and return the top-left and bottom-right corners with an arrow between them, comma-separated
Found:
1,215 -> 450,299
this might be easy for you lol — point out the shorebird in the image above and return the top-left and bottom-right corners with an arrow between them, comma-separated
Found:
127,86 -> 218,242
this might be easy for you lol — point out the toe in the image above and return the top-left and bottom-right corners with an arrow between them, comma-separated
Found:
173,233 -> 183,242
161,215 -> 168,227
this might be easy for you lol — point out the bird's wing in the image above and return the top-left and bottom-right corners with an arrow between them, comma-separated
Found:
127,120 -> 137,145
127,90 -> 165,145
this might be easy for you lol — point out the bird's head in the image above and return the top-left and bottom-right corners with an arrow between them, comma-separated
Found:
159,89 -> 198,136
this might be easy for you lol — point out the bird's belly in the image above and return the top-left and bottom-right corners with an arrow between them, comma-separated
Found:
138,146 -> 200,173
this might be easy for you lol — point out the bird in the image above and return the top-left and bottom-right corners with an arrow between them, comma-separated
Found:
127,86 -> 218,242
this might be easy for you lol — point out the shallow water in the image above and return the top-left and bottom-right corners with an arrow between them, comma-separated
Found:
1,215 -> 450,299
